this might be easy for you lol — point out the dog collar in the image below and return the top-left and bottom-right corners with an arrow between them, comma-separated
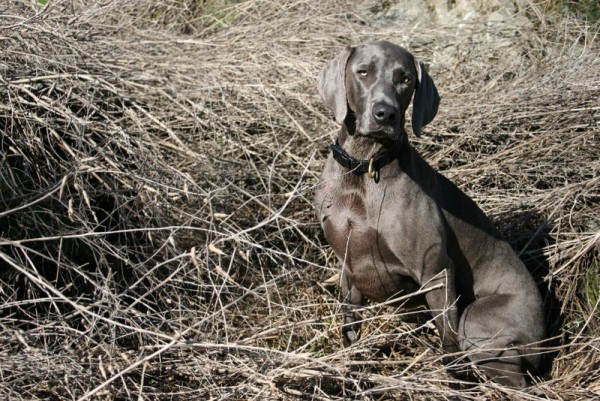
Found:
330,137 -> 403,182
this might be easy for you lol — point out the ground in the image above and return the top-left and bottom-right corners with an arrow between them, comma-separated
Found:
0,0 -> 599,400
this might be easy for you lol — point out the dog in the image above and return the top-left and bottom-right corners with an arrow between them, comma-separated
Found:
315,40 -> 545,387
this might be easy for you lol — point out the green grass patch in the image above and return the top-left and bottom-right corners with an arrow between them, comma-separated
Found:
546,0 -> 600,24
581,260 -> 600,313
199,0 -> 245,30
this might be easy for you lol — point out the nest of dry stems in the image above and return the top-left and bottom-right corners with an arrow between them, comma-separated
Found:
0,0 -> 598,399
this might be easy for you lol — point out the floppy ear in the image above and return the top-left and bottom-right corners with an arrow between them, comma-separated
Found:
318,46 -> 354,124
411,60 -> 440,137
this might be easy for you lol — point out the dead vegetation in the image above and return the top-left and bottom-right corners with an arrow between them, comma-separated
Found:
0,0 -> 598,399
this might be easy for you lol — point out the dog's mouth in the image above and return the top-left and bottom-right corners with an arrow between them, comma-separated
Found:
363,125 -> 400,141
349,112 -> 401,141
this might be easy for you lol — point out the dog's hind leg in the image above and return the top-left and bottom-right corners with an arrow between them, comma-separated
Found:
458,294 -> 543,388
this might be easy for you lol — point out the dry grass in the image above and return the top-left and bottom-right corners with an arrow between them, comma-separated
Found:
0,0 -> 598,399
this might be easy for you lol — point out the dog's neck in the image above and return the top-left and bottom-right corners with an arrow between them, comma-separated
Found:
331,125 -> 408,182
336,124 -> 407,160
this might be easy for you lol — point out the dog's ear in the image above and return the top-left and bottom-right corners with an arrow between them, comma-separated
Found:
411,59 -> 440,137
318,46 -> 354,124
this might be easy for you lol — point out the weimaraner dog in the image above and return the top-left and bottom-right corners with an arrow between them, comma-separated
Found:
315,40 -> 545,387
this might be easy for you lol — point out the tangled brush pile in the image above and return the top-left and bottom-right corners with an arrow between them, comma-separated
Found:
0,0 -> 598,399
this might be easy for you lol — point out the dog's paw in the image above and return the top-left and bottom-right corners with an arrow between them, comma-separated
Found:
342,328 -> 358,347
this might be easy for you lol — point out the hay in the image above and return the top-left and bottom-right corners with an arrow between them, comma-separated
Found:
0,0 -> 598,399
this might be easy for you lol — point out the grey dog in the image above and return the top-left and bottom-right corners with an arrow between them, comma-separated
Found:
315,40 -> 545,387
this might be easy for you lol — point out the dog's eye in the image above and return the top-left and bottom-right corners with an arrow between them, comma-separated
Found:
401,77 -> 411,84
357,70 -> 368,77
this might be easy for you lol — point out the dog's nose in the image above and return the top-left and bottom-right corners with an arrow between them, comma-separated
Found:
372,102 -> 397,125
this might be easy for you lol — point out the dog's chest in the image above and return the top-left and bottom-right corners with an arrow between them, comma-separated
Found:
320,190 -> 369,253
319,185 -> 420,300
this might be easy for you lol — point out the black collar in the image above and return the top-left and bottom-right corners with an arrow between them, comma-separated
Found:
330,136 -> 404,182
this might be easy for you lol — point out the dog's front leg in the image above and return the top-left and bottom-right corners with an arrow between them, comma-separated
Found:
340,269 -> 363,347
422,259 -> 460,355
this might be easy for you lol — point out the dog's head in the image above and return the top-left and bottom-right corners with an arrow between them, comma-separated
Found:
318,40 -> 439,140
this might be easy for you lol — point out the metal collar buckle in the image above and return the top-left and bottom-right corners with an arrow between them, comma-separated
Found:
367,158 -> 379,182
